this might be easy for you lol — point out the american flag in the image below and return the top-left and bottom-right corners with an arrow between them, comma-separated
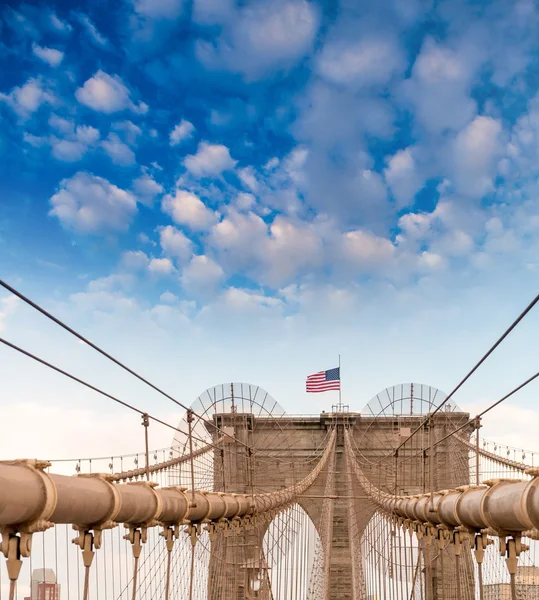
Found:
306,367 -> 340,393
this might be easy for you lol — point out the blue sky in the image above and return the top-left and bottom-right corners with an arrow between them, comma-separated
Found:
2,0 -> 539,459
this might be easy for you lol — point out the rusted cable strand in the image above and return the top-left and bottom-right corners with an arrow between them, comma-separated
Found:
0,431 -> 336,529
0,280 -> 254,451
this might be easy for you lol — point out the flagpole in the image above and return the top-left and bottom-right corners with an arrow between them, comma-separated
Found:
338,354 -> 342,411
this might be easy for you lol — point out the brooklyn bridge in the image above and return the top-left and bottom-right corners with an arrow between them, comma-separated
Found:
1,282 -> 539,600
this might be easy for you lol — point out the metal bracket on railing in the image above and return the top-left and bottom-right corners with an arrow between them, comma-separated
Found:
500,534 -> 529,576
473,531 -> 492,564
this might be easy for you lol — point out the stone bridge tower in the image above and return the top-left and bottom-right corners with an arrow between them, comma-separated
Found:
200,382 -> 473,600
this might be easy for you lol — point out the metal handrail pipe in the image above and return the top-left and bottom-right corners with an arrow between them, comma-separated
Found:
0,430 -> 336,530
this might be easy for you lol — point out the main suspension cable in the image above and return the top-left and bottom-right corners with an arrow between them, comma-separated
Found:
0,336 -> 220,451
0,279 -> 253,450
395,289 -> 539,453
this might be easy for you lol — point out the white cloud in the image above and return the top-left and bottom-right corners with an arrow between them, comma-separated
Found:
113,120 -> 142,145
418,250 -> 447,271
170,120 -> 195,146
341,229 -> 395,270
75,125 -> 100,145
76,13 -> 109,47
50,13 -> 72,32
49,114 -> 74,135
133,0 -> 185,19
451,115 -> 502,198
23,133 -> 47,147
196,0 -> 319,80
261,216 -> 323,286
208,210 -> 323,287
158,225 -> 193,263
76,71 -> 147,114
183,142 -> 237,177
32,44 -> 64,67
238,166 -> 259,192
160,291 -> 179,304
49,172 -> 137,234
317,37 -> 404,88
215,287 -> 283,313
133,174 -> 163,204
48,122 -> 99,162
181,255 -> 224,296
401,37 -> 478,134
51,139 -> 88,162
148,257 -> 175,276
101,133 -> 136,166
162,189 -> 219,231
235,193 -> 256,211
0,78 -> 54,119
119,250 -> 150,271
384,147 -> 424,208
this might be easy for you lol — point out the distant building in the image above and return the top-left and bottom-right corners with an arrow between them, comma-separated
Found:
484,565 -> 539,599
23,568 -> 60,600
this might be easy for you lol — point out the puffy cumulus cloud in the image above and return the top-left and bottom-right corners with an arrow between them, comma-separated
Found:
317,37 -> 404,89
23,133 -> 47,147
160,291 -> 179,304
162,189 -> 219,231
0,78 -> 55,119
196,0 -> 319,80
183,142 -> 236,177
49,172 -> 137,234
48,115 -> 73,135
396,201 -> 480,263
384,147 -> 425,208
208,210 -> 323,287
238,167 -> 259,192
113,120 -> 142,145
76,71 -> 147,114
292,84 -> 394,228
235,193 -> 256,211
158,225 -> 193,263
133,0 -> 185,19
32,43 -> 64,67
49,123 -> 100,162
396,212 -> 433,245
450,116 -> 502,198
417,250 -> 447,271
119,250 -> 150,271
132,174 -> 163,205
180,255 -> 224,296
261,216 -> 323,286
341,229 -> 395,271
148,257 -> 175,276
401,37 -> 478,134
208,209 -> 268,270
51,139 -> 88,162
101,133 -> 136,166
170,120 -> 195,146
